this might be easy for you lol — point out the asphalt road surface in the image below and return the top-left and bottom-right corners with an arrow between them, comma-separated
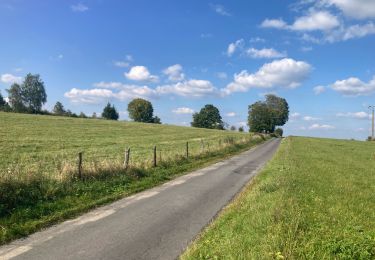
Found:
0,138 -> 281,260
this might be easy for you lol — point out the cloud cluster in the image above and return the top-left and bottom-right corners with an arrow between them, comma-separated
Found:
336,111 -> 369,119
125,66 -> 159,82
172,107 -> 194,114
246,48 -> 286,59
227,39 -> 244,57
309,123 -> 335,130
223,58 -> 311,95
1,73 -> 22,84
331,76 -> 375,96
163,64 -> 185,82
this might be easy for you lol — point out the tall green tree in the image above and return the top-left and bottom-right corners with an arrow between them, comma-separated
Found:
191,104 -> 224,130
7,83 -> 25,112
0,91 -> 6,109
53,101 -> 66,115
102,102 -> 119,120
21,74 -> 47,113
248,95 -> 289,133
127,98 -> 155,123
6,74 -> 47,113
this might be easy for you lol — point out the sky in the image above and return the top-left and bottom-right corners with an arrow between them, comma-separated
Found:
1,0 -> 375,140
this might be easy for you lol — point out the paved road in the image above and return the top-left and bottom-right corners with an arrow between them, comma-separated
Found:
0,138 -> 280,260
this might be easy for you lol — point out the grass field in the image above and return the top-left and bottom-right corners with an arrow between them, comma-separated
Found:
182,137 -> 375,259
0,112 -> 265,245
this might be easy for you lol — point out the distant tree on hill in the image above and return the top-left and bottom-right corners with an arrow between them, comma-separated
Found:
238,126 -> 244,132
79,112 -> 87,118
92,112 -> 97,119
102,102 -> 119,120
127,98 -> 160,123
0,91 -> 6,109
53,101 -> 66,115
248,94 -> 289,133
191,104 -> 224,130
6,74 -> 47,113
275,128 -> 283,137
230,125 -> 236,131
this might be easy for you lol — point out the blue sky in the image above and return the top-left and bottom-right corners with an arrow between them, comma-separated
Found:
1,0 -> 375,140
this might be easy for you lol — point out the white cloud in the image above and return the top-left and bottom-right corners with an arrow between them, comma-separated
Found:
226,39 -> 244,57
303,116 -> 320,121
246,47 -> 286,59
309,123 -> 335,130
314,85 -> 326,95
210,4 -> 231,16
125,66 -> 159,82
223,58 -> 311,95
323,0 -> 375,19
261,18 -> 288,29
216,72 -> 228,79
341,22 -> 375,41
114,61 -> 130,68
290,112 -> 301,120
172,107 -> 194,114
157,79 -> 218,98
249,37 -> 266,43
64,88 -> 114,104
301,46 -> 313,52
226,112 -> 236,117
331,76 -> 375,96
336,111 -> 369,119
163,64 -> 185,81
1,73 -> 22,84
71,3 -> 88,12
290,11 -> 340,31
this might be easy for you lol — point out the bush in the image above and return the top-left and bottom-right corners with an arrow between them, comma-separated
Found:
275,128 -> 283,137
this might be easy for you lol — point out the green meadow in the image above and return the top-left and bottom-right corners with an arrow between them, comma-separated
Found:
0,112 -> 264,244
182,137 -> 375,259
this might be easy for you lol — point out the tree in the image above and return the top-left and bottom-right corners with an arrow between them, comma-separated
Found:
275,128 -> 283,137
265,94 -> 289,126
238,126 -> 244,132
21,74 -> 47,113
102,102 -> 119,120
127,98 -> 159,123
53,101 -> 66,115
248,95 -> 289,133
92,112 -> 97,119
0,91 -> 6,109
191,104 -> 224,130
230,125 -> 236,131
79,112 -> 87,118
7,83 -> 26,112
6,74 -> 47,113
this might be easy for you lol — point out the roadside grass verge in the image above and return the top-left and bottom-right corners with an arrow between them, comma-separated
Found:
0,134 -> 267,245
182,137 -> 375,259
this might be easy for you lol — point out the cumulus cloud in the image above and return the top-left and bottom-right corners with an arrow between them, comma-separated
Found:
309,123 -> 335,130
330,76 -> 375,96
303,116 -> 320,121
226,112 -> 236,117
163,64 -> 185,81
1,73 -> 22,84
290,112 -> 301,120
336,111 -> 369,119
323,0 -> 375,19
314,85 -> 326,95
71,3 -> 88,12
261,11 -> 339,31
261,18 -> 288,29
125,66 -> 159,82
157,79 -> 218,98
64,88 -> 114,104
227,39 -> 244,57
172,107 -> 194,114
210,4 -> 231,16
223,58 -> 311,95
246,47 -> 286,59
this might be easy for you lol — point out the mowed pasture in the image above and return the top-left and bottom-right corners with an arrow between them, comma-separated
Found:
0,112 -> 263,244
182,137 -> 375,259
0,112 -> 251,179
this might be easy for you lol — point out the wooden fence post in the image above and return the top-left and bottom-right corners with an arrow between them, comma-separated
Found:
78,152 -> 83,179
153,146 -> 157,167
124,147 -> 130,169
186,142 -> 189,159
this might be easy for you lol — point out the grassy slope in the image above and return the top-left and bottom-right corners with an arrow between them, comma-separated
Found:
182,137 -> 375,259
0,112 -> 264,245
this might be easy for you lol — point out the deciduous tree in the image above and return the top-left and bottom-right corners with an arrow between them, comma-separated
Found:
191,104 -> 224,130
102,102 -> 119,120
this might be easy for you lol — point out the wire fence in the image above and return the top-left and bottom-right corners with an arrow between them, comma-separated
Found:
0,134 -> 267,182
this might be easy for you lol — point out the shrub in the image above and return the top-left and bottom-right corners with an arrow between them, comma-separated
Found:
275,128 -> 283,137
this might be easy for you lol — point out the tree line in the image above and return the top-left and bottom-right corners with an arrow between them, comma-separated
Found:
0,74 -> 289,134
